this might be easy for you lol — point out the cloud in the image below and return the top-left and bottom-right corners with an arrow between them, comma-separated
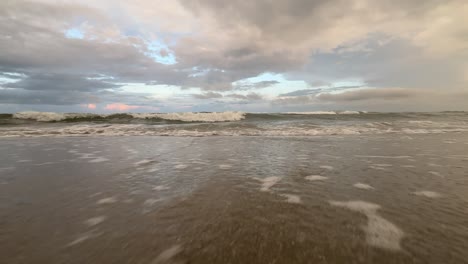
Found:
85,103 -> 97,109
226,92 -> 263,101
192,91 -> 223,99
104,103 -> 153,111
0,0 -> 467,111
316,88 -> 417,101
234,80 -> 279,90
4,73 -> 120,91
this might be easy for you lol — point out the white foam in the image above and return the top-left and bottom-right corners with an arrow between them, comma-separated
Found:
330,200 -> 404,251
254,176 -> 281,192
319,165 -> 334,170
353,183 -> 374,190
143,198 -> 160,206
153,185 -> 170,191
281,194 -> 302,204
401,165 -> 416,168
134,159 -> 154,166
66,230 -> 101,247
84,216 -> 106,227
305,175 -> 328,181
373,164 -> 393,167
219,164 -> 232,169
13,111 -> 102,122
174,164 -> 188,169
428,171 -> 443,177
413,191 -> 441,198
131,111 -> 245,122
97,197 -> 117,204
88,157 -> 109,163
369,166 -> 389,171
355,155 -> 411,159
151,245 -> 182,264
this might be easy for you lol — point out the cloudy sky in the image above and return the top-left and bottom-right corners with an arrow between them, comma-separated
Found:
1,0 -> 467,113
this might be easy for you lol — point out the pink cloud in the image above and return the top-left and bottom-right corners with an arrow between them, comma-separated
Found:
104,103 -> 159,112
105,103 -> 140,111
86,103 -> 97,109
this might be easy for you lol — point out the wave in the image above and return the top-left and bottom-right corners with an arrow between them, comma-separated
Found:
130,112 -> 245,122
1,122 -> 467,137
12,111 -> 246,123
285,111 -> 363,115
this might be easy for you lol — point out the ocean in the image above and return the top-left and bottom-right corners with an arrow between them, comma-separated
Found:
1,111 -> 468,263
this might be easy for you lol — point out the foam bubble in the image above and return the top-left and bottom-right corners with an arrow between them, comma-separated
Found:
143,198 -> 160,206
353,183 -> 374,190
153,185 -> 170,191
319,165 -> 334,170
330,200 -> 404,251
369,166 -> 389,171
305,175 -> 328,181
134,159 -> 155,166
88,157 -> 109,163
97,197 -> 117,204
151,245 -> 183,264
373,164 -> 393,167
84,216 -> 106,227
254,176 -> 281,192
281,194 -> 302,204
219,164 -> 232,169
413,191 -> 441,198
428,171 -> 443,177
355,155 -> 411,159
66,230 -> 101,247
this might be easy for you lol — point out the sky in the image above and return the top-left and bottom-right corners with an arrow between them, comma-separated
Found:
0,0 -> 467,113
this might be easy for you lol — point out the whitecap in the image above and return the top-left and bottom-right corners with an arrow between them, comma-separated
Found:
319,165 -> 334,170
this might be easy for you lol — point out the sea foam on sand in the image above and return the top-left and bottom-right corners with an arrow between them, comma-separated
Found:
330,200 -> 404,251
413,191 -> 441,198
353,183 -> 374,190
254,176 -> 281,192
305,175 -> 328,181
280,194 -> 302,204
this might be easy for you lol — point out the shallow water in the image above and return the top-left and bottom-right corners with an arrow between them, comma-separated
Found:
1,134 -> 468,263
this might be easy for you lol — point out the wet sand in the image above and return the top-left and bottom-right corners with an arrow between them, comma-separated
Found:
1,134 -> 468,263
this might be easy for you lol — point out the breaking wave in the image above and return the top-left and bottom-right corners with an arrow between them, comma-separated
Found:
2,111 -> 467,137
11,111 -> 246,123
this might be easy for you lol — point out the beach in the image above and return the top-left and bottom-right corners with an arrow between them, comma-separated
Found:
1,128 -> 468,263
